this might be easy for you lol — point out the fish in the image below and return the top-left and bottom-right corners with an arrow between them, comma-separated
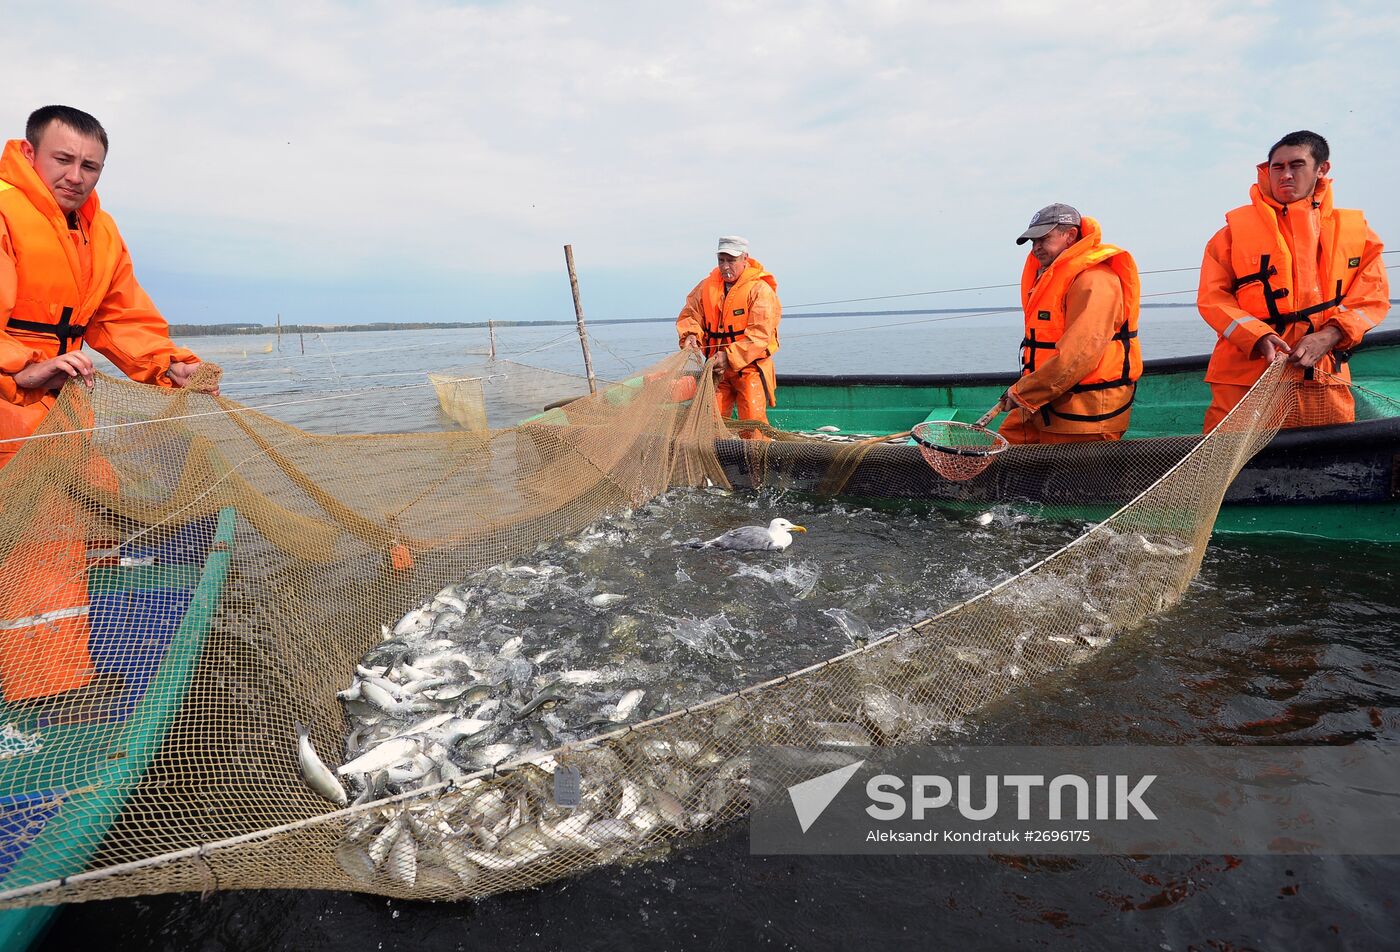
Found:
368,814 -> 405,867
386,753 -> 437,785
651,789 -> 687,829
589,593 -> 626,609
550,669 -> 606,687
610,688 -> 646,722
467,743 -> 519,768
432,593 -> 469,614
359,679 -> 403,712
439,717 -> 496,746
385,825 -> 418,887
294,722 -> 347,806
618,780 -> 641,819
337,737 -> 420,777
514,684 -> 569,720
498,636 -> 524,660
393,608 -> 435,638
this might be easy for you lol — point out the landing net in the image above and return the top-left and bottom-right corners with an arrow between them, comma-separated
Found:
0,354 -> 1362,908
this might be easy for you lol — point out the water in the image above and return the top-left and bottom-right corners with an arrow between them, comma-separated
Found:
92,304 -> 1221,436
45,313 -> 1400,950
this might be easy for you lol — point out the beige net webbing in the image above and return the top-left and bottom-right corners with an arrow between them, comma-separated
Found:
0,354 -> 1324,908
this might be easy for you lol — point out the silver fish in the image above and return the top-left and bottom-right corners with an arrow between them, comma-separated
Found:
368,814 -> 404,867
393,608 -> 435,638
338,737 -> 420,777
385,825 -> 418,887
610,689 -> 645,722
295,722 -> 347,807
439,717 -> 495,746
589,593 -> 626,609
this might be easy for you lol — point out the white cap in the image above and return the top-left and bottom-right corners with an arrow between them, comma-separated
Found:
717,235 -> 749,257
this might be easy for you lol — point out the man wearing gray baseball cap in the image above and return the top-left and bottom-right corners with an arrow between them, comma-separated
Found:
676,236 -> 782,439
992,203 -> 1143,444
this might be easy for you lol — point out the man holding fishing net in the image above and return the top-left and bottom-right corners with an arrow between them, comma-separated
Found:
676,236 -> 781,440
0,105 -> 220,703
991,203 -> 1143,445
0,105 -> 220,471
1197,130 -> 1389,433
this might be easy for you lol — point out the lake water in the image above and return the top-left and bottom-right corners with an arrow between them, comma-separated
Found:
43,311 -> 1400,951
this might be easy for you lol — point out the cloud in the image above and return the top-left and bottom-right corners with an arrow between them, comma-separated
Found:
4,1 -> 1396,324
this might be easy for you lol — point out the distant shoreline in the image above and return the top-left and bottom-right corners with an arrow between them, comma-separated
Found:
168,302 -> 1211,337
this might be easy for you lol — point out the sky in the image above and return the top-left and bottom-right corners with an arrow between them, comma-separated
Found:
5,0 -> 1398,326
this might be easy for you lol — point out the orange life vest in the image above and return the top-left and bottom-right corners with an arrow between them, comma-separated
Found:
694,260 -> 779,405
695,262 -> 778,356
1018,218 -> 1142,424
1224,193 -> 1367,336
0,173 -> 124,359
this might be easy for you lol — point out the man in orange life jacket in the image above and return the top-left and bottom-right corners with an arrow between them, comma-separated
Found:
0,106 -> 219,704
1197,130 -> 1388,433
994,204 -> 1142,444
676,236 -> 781,440
0,104 -> 218,470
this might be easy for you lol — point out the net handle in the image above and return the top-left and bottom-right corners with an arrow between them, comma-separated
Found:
973,403 -> 1001,428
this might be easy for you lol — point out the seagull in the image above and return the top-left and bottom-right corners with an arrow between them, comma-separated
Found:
691,518 -> 808,552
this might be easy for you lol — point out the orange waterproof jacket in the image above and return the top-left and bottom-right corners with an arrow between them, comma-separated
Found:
1198,168 -> 1388,386
0,139 -> 197,463
1012,216 -> 1142,433
676,259 -> 781,406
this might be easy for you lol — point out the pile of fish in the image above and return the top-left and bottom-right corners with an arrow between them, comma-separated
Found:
326,706 -> 777,892
287,487 -> 1199,893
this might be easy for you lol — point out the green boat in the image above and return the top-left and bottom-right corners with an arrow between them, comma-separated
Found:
716,328 -> 1400,542
0,507 -> 235,950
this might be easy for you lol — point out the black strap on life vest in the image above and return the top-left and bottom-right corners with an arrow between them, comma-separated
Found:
1021,323 -> 1137,392
6,306 -> 86,355
1068,325 -> 1139,393
1231,253 -> 1346,334
1042,382 -> 1137,424
703,323 -> 744,344
1019,329 -> 1056,374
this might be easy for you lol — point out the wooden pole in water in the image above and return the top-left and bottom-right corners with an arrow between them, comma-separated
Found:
299,331 -> 305,355
563,244 -> 598,394
275,312 -> 282,351
488,320 -> 497,360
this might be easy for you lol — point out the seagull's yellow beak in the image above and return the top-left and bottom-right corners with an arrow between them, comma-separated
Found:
790,525 -> 807,533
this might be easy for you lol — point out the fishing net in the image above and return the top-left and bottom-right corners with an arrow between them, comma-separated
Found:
0,352 -> 1363,912
909,420 -> 1010,481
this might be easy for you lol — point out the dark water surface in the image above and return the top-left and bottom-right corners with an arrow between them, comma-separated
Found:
47,319 -> 1398,951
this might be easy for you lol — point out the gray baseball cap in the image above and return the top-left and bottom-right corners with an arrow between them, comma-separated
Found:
1016,203 -> 1081,245
717,236 -> 749,257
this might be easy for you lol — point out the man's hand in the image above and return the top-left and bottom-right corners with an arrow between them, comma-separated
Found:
712,350 -> 729,375
1287,325 -> 1345,369
166,360 -> 220,395
13,352 -> 96,391
680,334 -> 699,352
1251,333 -> 1291,362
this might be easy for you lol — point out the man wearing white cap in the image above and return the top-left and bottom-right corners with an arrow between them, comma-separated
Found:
676,236 -> 782,439
994,203 -> 1143,444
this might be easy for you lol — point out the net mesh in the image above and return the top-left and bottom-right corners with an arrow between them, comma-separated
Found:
0,354 -> 1363,908
910,420 -> 1010,481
